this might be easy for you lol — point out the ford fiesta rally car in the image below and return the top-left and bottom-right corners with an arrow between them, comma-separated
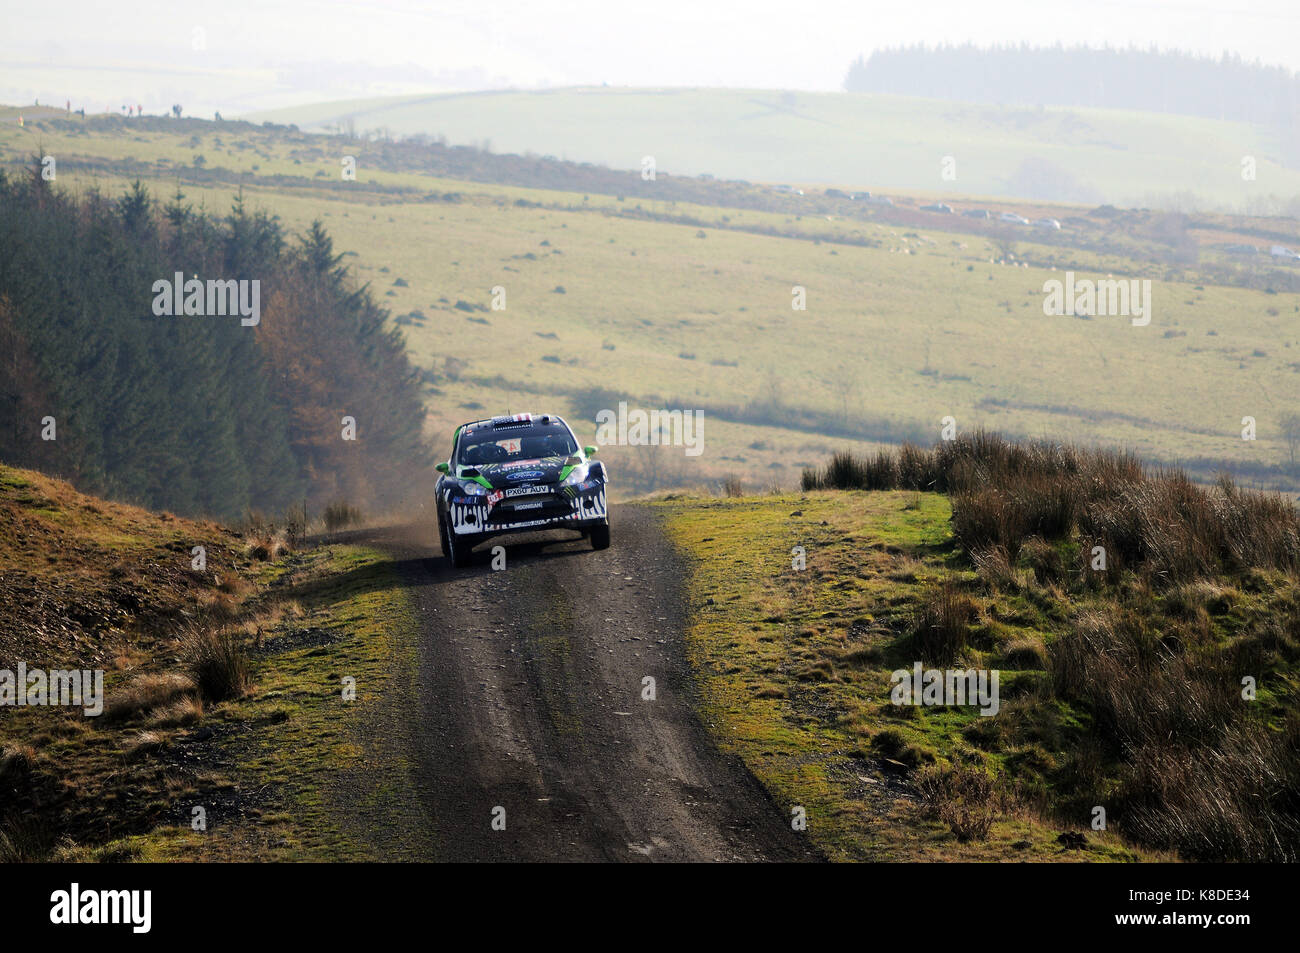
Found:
435,413 -> 609,566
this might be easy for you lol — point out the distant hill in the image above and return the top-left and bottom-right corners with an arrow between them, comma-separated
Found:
247,87 -> 1300,210
845,44 -> 1300,127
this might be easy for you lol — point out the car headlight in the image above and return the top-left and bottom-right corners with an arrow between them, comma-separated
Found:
458,481 -> 489,496
561,464 -> 589,487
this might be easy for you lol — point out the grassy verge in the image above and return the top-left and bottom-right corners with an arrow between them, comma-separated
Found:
656,490 -> 1149,861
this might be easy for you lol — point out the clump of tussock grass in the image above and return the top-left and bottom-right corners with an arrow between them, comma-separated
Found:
245,529 -> 292,562
1119,719 -> 1300,862
908,581 -> 979,666
915,763 -> 1010,841
1051,607 -> 1236,743
183,627 -> 250,703
970,544 -> 1021,591
719,474 -> 744,498
0,744 -> 35,782
1000,636 -> 1048,670
239,504 -> 306,559
1019,536 -> 1066,585
872,728 -> 933,768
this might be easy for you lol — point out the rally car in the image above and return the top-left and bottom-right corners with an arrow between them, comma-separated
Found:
435,413 -> 609,567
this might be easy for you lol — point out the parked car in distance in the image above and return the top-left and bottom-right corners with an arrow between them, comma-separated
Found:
999,212 -> 1031,225
921,203 -> 953,213
1035,218 -> 1062,230
962,208 -> 990,219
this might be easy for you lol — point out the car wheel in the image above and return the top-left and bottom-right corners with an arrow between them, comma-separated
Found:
448,528 -> 474,567
438,515 -> 450,557
590,522 -> 611,550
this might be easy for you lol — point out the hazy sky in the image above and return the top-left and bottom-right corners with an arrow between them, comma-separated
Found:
3,0 -> 1298,115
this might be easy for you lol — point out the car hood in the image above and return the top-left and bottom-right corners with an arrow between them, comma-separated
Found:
458,456 -> 572,489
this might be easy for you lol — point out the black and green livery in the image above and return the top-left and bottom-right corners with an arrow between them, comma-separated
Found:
435,413 -> 610,567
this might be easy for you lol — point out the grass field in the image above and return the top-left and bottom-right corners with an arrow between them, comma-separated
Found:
2,112 -> 1297,499
248,86 -> 1300,210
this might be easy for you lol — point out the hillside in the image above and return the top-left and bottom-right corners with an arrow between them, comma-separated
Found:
0,463 -> 426,861
0,466 -> 244,673
247,87 -> 1300,210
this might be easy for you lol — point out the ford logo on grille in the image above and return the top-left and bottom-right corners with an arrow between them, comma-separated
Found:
506,470 -> 545,481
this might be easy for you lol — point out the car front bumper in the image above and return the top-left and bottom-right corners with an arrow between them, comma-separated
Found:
447,485 -> 608,537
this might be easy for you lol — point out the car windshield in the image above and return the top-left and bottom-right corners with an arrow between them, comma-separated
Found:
457,421 -> 578,465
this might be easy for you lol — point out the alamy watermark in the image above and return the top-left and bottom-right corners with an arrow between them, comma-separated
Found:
151,272 -> 260,326
890,663 -> 1000,716
595,402 -> 704,456
1043,272 -> 1151,326
50,883 -> 151,933
1,663 -> 104,716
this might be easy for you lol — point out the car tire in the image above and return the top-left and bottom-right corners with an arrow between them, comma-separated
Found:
448,528 -> 474,567
438,516 -> 450,557
590,522 -> 611,550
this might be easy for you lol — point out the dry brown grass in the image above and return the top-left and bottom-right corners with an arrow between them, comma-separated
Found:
124,730 -> 169,760
1001,635 -> 1048,669
970,544 -> 1021,591
1048,601 -> 1300,860
245,528 -> 293,562
803,430 -> 1300,585
719,474 -> 744,498
804,432 -> 1300,861
322,501 -> 363,532
1120,719 -> 1300,862
915,763 -> 1011,841
146,695 -> 204,729
103,672 -> 197,722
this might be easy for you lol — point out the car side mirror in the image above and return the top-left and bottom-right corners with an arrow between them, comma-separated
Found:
436,462 -> 449,473
584,446 -> 598,457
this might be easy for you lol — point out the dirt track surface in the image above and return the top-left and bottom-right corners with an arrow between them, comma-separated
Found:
352,504 -> 819,862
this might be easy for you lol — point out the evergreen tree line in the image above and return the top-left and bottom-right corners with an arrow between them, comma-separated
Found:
0,167 -> 431,521
844,44 -> 1300,127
